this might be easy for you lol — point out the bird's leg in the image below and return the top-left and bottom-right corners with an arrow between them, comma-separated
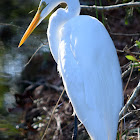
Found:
72,115 -> 78,140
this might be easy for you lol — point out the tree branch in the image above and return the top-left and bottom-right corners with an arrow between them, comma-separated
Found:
119,109 -> 140,121
81,2 -> 140,11
119,81 -> 140,120
110,32 -> 140,36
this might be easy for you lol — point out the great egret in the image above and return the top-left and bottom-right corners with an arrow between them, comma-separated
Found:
18,0 -> 123,139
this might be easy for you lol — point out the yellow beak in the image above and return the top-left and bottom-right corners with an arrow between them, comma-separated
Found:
18,11 -> 41,47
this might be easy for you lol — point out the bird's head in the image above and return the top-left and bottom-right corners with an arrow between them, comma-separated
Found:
18,0 -> 62,47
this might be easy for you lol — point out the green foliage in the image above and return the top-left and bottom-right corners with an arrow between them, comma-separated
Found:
117,132 -> 119,140
95,0 -> 105,25
0,0 -> 38,23
95,0 -> 98,19
135,40 -> 140,48
125,8 -> 134,25
126,55 -> 140,71
125,55 -> 138,62
99,0 -> 105,25
0,115 -> 20,139
123,0 -> 132,3
0,80 -> 9,111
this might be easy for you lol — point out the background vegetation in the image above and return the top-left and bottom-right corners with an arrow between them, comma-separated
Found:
0,0 -> 139,139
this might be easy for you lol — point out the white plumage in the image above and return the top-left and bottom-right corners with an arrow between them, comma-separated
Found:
57,15 -> 122,140
18,0 -> 123,139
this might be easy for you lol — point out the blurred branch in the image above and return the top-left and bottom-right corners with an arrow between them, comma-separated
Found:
119,81 -> 140,119
0,74 -> 12,79
81,2 -> 140,11
110,32 -> 140,36
45,83 -> 63,92
0,23 -> 20,28
20,80 -> 63,92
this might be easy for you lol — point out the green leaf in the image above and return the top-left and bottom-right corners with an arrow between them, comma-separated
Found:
135,40 -> 140,48
125,55 -> 138,62
125,18 -> 128,25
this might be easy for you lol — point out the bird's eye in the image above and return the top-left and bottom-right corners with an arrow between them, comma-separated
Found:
39,1 -> 48,12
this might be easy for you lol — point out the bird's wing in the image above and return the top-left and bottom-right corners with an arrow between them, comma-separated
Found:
60,16 -> 122,110
58,16 -> 123,139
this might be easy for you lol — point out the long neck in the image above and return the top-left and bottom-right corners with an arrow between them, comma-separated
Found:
47,0 -> 80,63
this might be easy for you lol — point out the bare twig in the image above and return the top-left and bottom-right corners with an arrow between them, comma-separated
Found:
123,65 -> 134,93
117,49 -> 140,55
121,67 -> 131,79
24,43 -> 47,67
128,52 -> 140,55
41,88 -> 65,140
121,62 -> 131,69
119,81 -> 140,119
81,2 -> 140,11
110,32 -> 140,36
121,62 -> 139,79
119,109 -> 140,122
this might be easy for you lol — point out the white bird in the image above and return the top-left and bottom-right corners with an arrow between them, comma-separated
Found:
18,0 -> 123,139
